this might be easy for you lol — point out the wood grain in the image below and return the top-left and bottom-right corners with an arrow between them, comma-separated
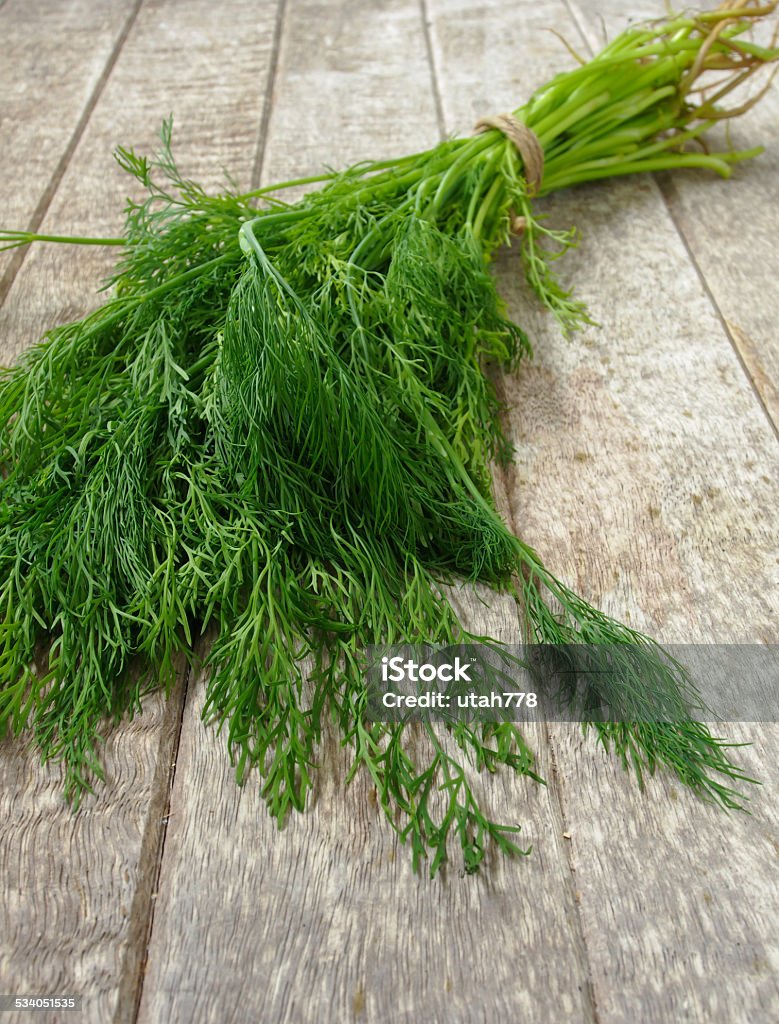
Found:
569,0 -> 779,430
137,3 -> 597,1023
659,82 -> 779,431
0,1 -> 281,1021
260,0 -> 442,178
138,653 -> 597,1023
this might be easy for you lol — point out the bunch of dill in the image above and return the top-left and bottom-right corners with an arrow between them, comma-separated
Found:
0,2 -> 776,874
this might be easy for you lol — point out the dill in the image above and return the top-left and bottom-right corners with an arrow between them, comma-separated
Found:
0,3 -> 775,875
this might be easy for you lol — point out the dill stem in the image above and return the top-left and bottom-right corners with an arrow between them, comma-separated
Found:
26,233 -> 126,246
0,231 -> 126,252
471,174 -> 505,242
238,151 -> 429,202
417,405 -> 538,571
69,251 -> 235,347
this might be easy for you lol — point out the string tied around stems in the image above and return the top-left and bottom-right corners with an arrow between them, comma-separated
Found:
474,112 -> 544,234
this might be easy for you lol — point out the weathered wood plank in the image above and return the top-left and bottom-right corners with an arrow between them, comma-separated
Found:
259,0 -> 441,177
140,658 -> 597,1023
426,0 -> 576,133
657,83 -> 779,428
0,0 -> 141,302
568,0 -> 779,428
137,2 -> 596,1022
0,2 -> 281,1021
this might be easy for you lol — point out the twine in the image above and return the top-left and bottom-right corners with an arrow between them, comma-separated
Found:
474,113 -> 544,196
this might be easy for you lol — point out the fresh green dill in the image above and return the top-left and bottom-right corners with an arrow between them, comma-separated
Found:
0,3 -> 775,875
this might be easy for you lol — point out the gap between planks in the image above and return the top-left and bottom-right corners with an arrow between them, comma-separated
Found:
543,723 -> 600,1024
127,665 -> 191,1024
418,0 -> 447,141
250,0 -> 289,190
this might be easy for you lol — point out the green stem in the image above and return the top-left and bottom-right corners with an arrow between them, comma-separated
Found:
72,252 -> 234,344
471,173 -> 505,242
0,231 -> 127,251
238,151 -> 431,202
417,404 -> 539,572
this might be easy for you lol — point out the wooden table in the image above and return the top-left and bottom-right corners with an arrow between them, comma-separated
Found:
1,1 -> 777,1021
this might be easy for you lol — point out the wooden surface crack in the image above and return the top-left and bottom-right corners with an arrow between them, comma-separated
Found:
419,0 -> 447,142
125,665 -> 191,1024
543,722 -> 600,1024
251,0 -> 290,191
655,171 -> 779,444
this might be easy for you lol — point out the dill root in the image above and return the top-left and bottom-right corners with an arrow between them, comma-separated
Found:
0,3 -> 776,875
